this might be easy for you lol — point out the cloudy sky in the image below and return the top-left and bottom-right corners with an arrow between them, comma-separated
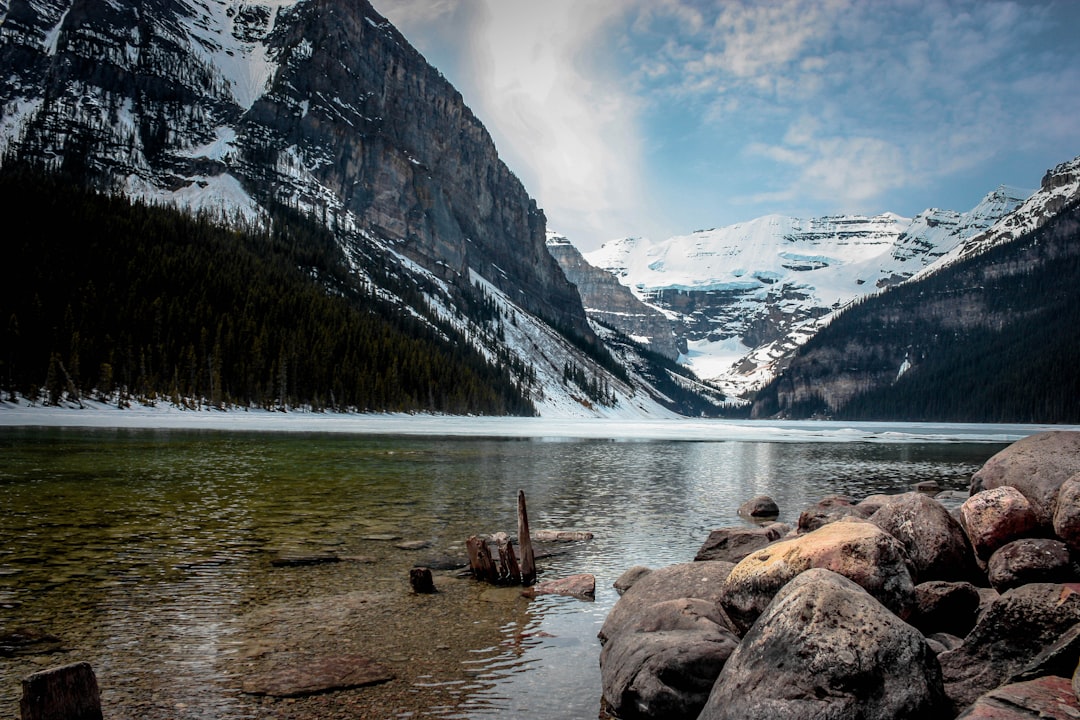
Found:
377,0 -> 1080,251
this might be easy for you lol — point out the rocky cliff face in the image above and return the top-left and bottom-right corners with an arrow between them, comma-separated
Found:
0,0 -> 591,339
546,232 -> 681,361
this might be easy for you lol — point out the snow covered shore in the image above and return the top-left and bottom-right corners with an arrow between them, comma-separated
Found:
0,397 -> 1071,444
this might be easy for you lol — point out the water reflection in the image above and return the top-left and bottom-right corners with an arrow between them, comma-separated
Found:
0,428 -> 1003,719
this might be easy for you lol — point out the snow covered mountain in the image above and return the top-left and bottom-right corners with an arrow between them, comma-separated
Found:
0,0 -> 716,418
581,184 -> 1030,399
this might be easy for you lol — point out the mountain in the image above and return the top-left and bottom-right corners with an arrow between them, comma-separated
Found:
752,156 -> 1080,422
0,0 -> 710,418
581,185 -> 1029,399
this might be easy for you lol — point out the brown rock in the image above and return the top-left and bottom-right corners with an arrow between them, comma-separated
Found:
909,581 -> 982,637
939,583 -> 1080,710
960,486 -> 1040,561
871,492 -> 977,583
987,538 -> 1075,592
971,431 -> 1080,528
956,675 -> 1079,719
700,569 -> 950,720
797,494 -> 871,532
719,520 -> 916,634
613,565 -> 651,595
1054,474 -> 1080,552
1008,622 -> 1080,685
738,495 -> 779,519
600,561 -> 736,644
694,523 -> 790,563
242,654 -> 394,697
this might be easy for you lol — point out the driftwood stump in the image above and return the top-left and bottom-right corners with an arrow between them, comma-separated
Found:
409,567 -> 437,594
518,489 -> 536,586
20,661 -> 103,720
466,490 -> 538,587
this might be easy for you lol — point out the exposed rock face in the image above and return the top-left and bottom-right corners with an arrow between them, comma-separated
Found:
547,233 -> 680,360
719,520 -> 916,633
971,431 -> 1080,528
700,569 -> 950,720
0,0 -> 592,341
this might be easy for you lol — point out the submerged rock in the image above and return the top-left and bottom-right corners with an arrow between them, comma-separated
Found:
700,569 -> 950,720
241,654 -> 394,698
522,573 -> 595,599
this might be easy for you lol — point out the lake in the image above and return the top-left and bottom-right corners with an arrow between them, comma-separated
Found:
0,420 -> 1039,719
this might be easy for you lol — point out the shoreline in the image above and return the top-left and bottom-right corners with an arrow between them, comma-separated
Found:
0,397 -> 1074,443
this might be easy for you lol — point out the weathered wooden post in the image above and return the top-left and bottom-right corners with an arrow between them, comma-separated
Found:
518,489 -> 536,586
466,535 -> 499,583
409,566 -> 436,594
20,661 -> 103,720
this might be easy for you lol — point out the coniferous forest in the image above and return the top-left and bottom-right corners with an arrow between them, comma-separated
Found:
0,163 -> 536,415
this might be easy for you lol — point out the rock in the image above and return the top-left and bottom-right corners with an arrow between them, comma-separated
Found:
956,675 -> 1079,719
600,561 -> 736,644
600,599 -> 740,720
699,569 -> 950,720
242,654 -> 394,697
960,486 -> 1040,561
693,523 -> 790,563
1074,661 -> 1079,704
938,583 -> 1080,710
522,573 -> 595,599
970,431 -> 1080,528
871,492 -> 977,583
719,520 -> 916,634
909,581 -> 982,637
1007,622 -> 1080,684
269,553 -> 341,568
20,662 -> 102,720
613,566 -> 652,595
987,538 -> 1075,592
1054,474 -> 1080,552
796,494 -> 872,532
0,627 -> 65,657
915,480 -> 942,495
532,529 -> 594,542
858,493 -> 909,515
738,495 -> 779,519
395,540 -> 431,551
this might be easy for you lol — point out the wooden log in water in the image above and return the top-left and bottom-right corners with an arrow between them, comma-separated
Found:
497,538 -> 522,585
518,489 -> 536,586
409,567 -> 436,594
20,661 -> 103,720
465,535 -> 499,583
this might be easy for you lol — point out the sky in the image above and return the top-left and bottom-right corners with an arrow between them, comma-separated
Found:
376,0 -> 1080,251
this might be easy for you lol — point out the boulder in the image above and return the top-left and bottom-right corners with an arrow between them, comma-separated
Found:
858,492 -> 909,515
613,565 -> 652,596
694,523 -> 790,563
960,486 -> 1039,562
699,569 -> 950,720
738,495 -> 779,519
1074,660 -> 1079,705
796,495 -> 872,532
987,538 -> 1075,592
909,581 -> 982,637
719,519 -> 916,634
1007,622 -> 1080,684
956,675 -> 1079,719
938,583 -> 1080,710
871,492 -> 977,583
934,490 -> 971,514
1054,473 -> 1080,552
600,599 -> 740,720
926,633 -> 964,655
970,431 -> 1080,528
599,561 -> 736,644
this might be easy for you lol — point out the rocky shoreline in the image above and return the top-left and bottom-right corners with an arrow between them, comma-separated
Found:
599,430 -> 1080,719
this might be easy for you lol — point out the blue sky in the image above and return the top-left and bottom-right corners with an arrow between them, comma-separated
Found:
378,0 -> 1080,251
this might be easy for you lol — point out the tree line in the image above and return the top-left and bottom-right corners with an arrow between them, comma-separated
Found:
0,162 -> 536,415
